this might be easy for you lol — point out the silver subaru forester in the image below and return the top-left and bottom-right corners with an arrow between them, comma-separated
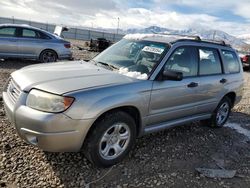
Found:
3,34 -> 244,167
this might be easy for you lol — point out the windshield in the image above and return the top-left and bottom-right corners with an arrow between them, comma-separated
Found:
92,39 -> 169,80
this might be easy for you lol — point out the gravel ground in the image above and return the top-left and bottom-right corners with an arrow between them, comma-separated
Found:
1,41 -> 250,187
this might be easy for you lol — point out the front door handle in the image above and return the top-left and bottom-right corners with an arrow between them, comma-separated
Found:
220,78 -> 227,84
187,82 -> 198,88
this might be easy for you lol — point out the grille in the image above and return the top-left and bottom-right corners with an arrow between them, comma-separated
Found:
7,79 -> 22,103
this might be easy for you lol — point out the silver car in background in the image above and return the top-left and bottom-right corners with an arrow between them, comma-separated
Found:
3,34 -> 244,167
0,24 -> 72,62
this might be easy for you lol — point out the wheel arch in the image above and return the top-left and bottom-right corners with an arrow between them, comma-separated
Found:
83,105 -> 142,146
223,92 -> 236,106
39,48 -> 59,60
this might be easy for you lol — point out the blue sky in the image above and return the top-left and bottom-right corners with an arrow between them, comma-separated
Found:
169,4 -> 245,22
126,0 -> 249,23
1,0 -> 250,36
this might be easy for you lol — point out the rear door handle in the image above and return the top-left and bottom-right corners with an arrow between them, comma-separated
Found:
220,78 -> 227,84
187,82 -> 198,88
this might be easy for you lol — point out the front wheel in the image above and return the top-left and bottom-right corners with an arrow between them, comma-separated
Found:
201,97 -> 232,128
84,111 -> 136,167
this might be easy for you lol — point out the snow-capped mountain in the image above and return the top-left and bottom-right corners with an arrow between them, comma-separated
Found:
238,34 -> 250,45
125,26 -> 247,49
126,26 -> 173,34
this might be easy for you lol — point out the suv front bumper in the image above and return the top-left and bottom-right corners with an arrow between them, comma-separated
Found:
3,91 -> 94,152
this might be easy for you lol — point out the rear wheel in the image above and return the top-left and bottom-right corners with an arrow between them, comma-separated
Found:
201,97 -> 232,128
84,111 -> 136,167
39,50 -> 57,63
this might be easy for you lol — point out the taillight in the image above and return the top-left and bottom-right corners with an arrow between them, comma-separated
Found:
64,43 -> 71,48
242,56 -> 249,62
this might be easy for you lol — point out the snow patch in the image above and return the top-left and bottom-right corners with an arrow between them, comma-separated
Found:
124,33 -> 201,43
124,34 -> 162,40
118,67 -> 148,80
123,33 -> 177,41
225,122 -> 250,140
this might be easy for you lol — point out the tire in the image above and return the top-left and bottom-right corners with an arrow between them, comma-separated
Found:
84,111 -> 136,167
39,50 -> 57,63
243,66 -> 250,71
201,96 -> 232,128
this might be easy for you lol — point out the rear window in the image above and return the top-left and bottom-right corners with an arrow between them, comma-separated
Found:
222,50 -> 240,73
0,27 -> 16,37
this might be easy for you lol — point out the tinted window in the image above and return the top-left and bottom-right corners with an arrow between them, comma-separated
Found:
199,48 -> 222,75
38,31 -> 51,39
222,50 -> 240,73
22,29 -> 37,38
165,46 -> 198,77
0,27 -> 16,37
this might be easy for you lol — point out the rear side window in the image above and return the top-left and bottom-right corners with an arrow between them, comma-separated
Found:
38,31 -> 51,39
22,29 -> 37,38
165,46 -> 198,77
221,50 -> 240,73
199,48 -> 222,75
0,27 -> 16,37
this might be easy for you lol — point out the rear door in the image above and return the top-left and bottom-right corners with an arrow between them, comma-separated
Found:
148,46 -> 201,125
0,27 -> 19,57
18,28 -> 49,58
195,47 -> 225,114
220,50 -> 243,101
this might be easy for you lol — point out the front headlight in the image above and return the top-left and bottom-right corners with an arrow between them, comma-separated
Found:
26,89 -> 74,113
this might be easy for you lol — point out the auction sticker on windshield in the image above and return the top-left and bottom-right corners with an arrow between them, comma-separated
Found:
142,46 -> 164,54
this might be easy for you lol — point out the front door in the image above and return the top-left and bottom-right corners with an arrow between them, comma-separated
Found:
0,27 -> 19,57
148,46 -> 200,125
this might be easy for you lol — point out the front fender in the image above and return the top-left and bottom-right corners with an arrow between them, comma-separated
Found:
86,92 -> 148,119
64,82 -> 152,121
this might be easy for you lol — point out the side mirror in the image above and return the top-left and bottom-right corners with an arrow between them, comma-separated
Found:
162,69 -> 183,81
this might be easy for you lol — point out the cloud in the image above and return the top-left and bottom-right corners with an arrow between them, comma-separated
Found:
83,8 -> 218,29
0,0 -> 118,25
0,0 -> 250,35
234,4 -> 250,20
154,0 -> 250,20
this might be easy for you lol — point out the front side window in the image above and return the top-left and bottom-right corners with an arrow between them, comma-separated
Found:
92,39 -> 169,80
164,46 -> 198,77
199,48 -> 222,75
22,29 -> 37,38
0,27 -> 16,37
221,50 -> 240,73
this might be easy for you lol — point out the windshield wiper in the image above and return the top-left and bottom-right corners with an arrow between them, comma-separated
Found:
90,60 -> 119,71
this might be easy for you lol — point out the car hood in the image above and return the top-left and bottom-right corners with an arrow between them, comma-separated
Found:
11,61 -> 138,94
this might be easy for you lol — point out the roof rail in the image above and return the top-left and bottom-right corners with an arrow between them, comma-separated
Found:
151,31 -> 201,41
151,30 -> 231,46
200,39 -> 231,46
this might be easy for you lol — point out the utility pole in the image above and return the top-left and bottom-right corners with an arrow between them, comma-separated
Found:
117,17 -> 120,35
